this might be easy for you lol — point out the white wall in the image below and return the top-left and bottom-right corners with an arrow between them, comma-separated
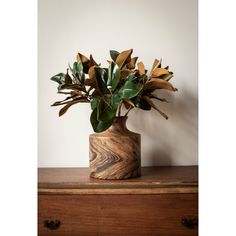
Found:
38,0 -> 198,167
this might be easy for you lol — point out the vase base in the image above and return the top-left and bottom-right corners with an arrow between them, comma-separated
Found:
90,168 -> 141,180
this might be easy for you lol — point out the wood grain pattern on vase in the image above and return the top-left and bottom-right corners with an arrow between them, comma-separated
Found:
89,116 -> 141,179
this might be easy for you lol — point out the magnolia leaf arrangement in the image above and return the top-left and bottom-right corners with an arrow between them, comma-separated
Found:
51,49 -> 177,132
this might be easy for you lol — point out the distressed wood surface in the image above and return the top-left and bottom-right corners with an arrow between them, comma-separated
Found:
38,167 -> 198,235
38,166 -> 198,194
38,194 -> 198,236
89,117 -> 141,179
38,187 -> 198,195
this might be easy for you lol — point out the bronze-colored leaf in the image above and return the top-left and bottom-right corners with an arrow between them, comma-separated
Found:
51,94 -> 87,107
143,96 -> 168,119
58,90 -> 83,96
151,59 -> 160,72
51,100 -> 70,106
57,91 -> 72,95
144,78 -> 177,91
77,52 -> 89,64
151,68 -> 169,78
70,90 -> 83,96
86,66 -> 98,89
89,54 -> 98,67
116,49 -> 133,68
121,69 -> 133,79
160,73 -> 173,81
127,57 -> 138,69
59,98 -> 89,116
76,52 -> 90,73
84,77 -> 96,87
149,59 -> 162,78
88,65 -> 96,79
64,84 -> 83,90
65,71 -> 72,84
92,89 -> 101,96
137,62 -> 145,75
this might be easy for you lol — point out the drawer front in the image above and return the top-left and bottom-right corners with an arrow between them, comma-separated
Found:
38,194 -> 198,236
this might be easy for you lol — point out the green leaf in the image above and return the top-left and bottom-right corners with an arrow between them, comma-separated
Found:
126,73 -> 136,81
50,73 -> 65,84
73,61 -> 84,83
111,94 -> 121,109
97,98 -> 116,122
100,105 -> 116,123
118,80 -> 143,100
97,98 -> 105,120
90,96 -> 100,110
103,94 -> 113,108
90,108 -> 115,132
107,62 -> 121,91
110,50 -> 119,61
94,67 -> 109,94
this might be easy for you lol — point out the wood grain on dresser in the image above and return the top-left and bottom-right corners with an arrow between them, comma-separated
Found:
38,166 -> 198,236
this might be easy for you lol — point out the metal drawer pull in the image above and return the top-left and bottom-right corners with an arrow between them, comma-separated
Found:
181,218 -> 198,229
44,220 -> 61,230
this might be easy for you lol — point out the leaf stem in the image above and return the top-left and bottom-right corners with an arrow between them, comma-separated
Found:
124,107 -> 133,117
118,102 -> 122,117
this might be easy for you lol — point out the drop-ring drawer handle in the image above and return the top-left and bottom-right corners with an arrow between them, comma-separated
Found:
44,220 -> 61,230
181,218 -> 198,229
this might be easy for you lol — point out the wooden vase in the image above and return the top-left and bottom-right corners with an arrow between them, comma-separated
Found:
89,116 -> 141,179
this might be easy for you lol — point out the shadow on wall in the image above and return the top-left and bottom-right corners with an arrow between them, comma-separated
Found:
128,86 -> 198,166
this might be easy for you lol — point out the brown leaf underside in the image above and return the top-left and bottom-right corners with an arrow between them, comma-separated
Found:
116,49 -> 133,68
137,61 -> 145,75
144,78 -> 177,91
151,59 -> 160,73
127,57 -> 138,69
123,99 -> 135,109
77,53 -> 89,64
59,98 -> 89,117
121,69 -> 133,79
143,95 -> 168,119
151,68 -> 169,78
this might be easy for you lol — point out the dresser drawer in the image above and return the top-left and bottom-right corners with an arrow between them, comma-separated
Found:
38,194 -> 198,236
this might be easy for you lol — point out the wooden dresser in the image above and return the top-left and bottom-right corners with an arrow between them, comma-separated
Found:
38,166 -> 198,236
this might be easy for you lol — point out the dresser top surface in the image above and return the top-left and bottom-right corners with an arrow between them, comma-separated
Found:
38,166 -> 198,189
